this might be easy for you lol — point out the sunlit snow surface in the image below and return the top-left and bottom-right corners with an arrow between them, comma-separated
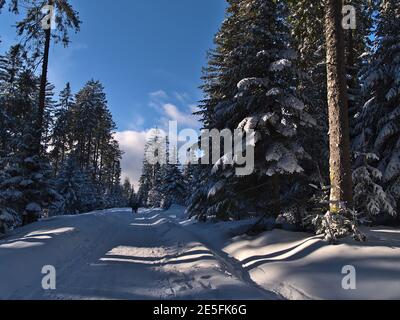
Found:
0,206 -> 399,300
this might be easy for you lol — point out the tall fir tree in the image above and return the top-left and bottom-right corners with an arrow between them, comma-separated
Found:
54,154 -> 98,214
49,82 -> 74,174
159,143 -> 187,209
353,0 -> 400,220
0,66 -> 62,225
324,0 -> 353,212
138,131 -> 168,208
190,0 -> 316,221
6,0 -> 81,154
122,177 -> 135,206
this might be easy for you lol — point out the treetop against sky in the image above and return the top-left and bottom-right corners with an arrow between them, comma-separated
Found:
0,0 -> 227,185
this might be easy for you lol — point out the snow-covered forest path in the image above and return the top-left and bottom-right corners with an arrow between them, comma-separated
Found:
0,208 -> 278,300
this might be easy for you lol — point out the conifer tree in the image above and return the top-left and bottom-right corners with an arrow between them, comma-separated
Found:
353,0 -> 400,218
122,177 -> 135,205
54,155 -> 96,214
138,131 -> 166,208
138,155 -> 153,207
191,0 -> 316,220
324,0 -> 353,212
286,0 -> 374,184
159,158 -> 186,209
0,68 -> 62,224
6,0 -> 81,154
50,82 -> 74,174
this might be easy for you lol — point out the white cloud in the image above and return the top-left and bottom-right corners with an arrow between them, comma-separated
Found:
148,90 -> 168,113
114,130 -> 148,190
162,103 -> 200,128
116,91 -> 201,189
114,128 -> 166,190
173,92 -> 190,104
149,90 -> 168,101
147,89 -> 200,129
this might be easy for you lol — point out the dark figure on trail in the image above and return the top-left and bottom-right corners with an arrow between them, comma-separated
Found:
129,195 -> 139,214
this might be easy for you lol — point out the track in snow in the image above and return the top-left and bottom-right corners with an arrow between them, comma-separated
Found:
0,208 -> 279,300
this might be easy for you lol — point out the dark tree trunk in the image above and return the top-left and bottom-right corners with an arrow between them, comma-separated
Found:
35,23 -> 51,155
325,0 -> 353,212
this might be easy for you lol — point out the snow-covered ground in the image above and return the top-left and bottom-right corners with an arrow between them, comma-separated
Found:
169,207 -> 400,300
1,206 -> 399,300
0,207 -> 277,300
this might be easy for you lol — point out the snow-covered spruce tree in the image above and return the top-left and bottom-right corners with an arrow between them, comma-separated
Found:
182,162 -> 200,204
286,0 -> 329,182
71,80 -> 122,190
344,0 -> 376,130
0,46 -> 28,228
0,55 -> 123,224
4,84 -> 63,223
50,80 -> 123,214
147,178 -> 162,208
49,82 -> 74,175
353,0 -> 400,220
286,0 -> 375,181
0,157 -> 21,232
54,155 -> 101,214
185,137 -> 243,222
138,132 -> 165,208
49,79 -> 123,209
137,132 -> 187,209
159,161 -> 187,209
0,45 -> 27,156
137,157 -> 153,207
7,0 -> 81,155
305,0 -> 359,243
104,183 -> 125,209
285,0 -> 376,240
156,141 -> 187,209
352,152 -> 396,221
122,177 -> 135,206
0,50 -> 64,225
146,163 -> 163,208
190,0 -> 316,222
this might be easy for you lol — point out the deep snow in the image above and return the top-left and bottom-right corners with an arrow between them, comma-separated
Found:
1,206 -> 399,300
170,207 -> 400,300
0,208 -> 277,300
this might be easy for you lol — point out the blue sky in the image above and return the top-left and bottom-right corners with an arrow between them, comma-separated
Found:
0,0 -> 227,186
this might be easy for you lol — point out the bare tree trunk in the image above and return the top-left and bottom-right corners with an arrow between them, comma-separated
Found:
35,3 -> 52,155
325,0 -> 353,212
